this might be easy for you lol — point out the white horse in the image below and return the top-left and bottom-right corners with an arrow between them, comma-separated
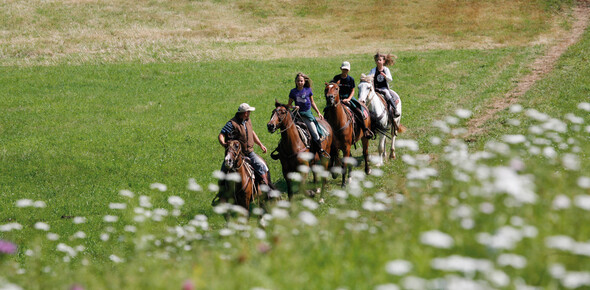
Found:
357,74 -> 406,166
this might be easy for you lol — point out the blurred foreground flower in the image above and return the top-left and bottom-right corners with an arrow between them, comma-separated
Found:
0,240 -> 17,254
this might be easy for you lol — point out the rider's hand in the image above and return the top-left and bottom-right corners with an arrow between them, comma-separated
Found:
318,113 -> 323,120
260,144 -> 267,153
342,99 -> 349,104
294,106 -> 300,111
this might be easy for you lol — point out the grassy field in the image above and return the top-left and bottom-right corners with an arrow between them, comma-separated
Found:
2,0 -> 589,289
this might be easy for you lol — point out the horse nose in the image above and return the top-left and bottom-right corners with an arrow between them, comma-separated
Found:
267,123 -> 275,133
224,155 -> 233,168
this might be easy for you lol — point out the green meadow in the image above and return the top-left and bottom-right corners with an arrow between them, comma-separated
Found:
2,0 -> 590,289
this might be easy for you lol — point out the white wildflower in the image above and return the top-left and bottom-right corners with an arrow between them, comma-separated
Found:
420,230 -> 454,249
72,231 -> 86,239
33,201 -> 46,208
565,113 -> 584,124
396,139 -> 419,151
109,254 -> 124,263
298,211 -> 318,226
549,263 -> 567,279
208,183 -> 220,192
287,172 -> 302,182
298,152 -> 314,162
301,199 -> 319,210
578,102 -> 590,111
271,208 -> 289,219
574,195 -> 590,210
109,203 -> 127,210
455,108 -> 472,118
562,154 -> 581,170
503,134 -> 527,144
561,271 -> 590,289
219,228 -> 234,237
525,109 -> 549,121
486,269 -> 510,287
430,255 -> 493,274
46,233 -> 59,241
375,284 -> 400,290
545,235 -> 575,251
16,199 -> 33,207
139,195 -> 152,208
479,202 -> 495,214
577,177 -> 590,189
343,157 -> 358,166
385,260 -> 413,276
73,217 -> 87,224
225,172 -> 241,182
509,104 -> 523,113
103,215 -> 119,223
168,196 -> 185,207
119,189 -> 134,198
552,195 -> 571,209
497,253 -> 527,269
34,222 -> 50,231
149,183 -> 167,191
187,178 -> 202,191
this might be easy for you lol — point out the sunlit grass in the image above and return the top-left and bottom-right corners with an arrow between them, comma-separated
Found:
0,0 -> 576,66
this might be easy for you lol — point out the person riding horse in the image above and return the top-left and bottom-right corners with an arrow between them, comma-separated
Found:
218,103 -> 274,189
331,61 -> 374,139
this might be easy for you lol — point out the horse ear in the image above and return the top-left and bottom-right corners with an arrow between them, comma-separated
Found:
275,99 -> 280,107
336,80 -> 341,85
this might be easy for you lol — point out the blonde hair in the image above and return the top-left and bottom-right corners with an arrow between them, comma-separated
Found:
374,52 -> 397,67
295,72 -> 313,88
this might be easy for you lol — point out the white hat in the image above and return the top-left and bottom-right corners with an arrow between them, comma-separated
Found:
237,103 -> 256,113
340,61 -> 351,71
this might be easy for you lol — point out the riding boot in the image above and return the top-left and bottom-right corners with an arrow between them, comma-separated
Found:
313,138 -> 329,158
387,98 -> 400,118
354,107 -> 374,139
260,172 -> 276,190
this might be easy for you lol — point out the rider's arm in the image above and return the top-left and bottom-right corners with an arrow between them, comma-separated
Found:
218,133 -> 227,148
287,97 -> 299,110
252,131 -> 267,153
384,67 -> 393,83
310,95 -> 323,119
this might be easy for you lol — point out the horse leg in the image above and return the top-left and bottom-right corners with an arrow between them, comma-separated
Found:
377,134 -> 386,166
390,124 -> 397,160
342,146 -> 352,187
284,170 -> 294,201
362,137 -> 371,175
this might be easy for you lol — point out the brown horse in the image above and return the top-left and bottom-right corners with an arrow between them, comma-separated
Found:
324,81 -> 372,186
215,139 -> 263,212
267,101 -> 333,200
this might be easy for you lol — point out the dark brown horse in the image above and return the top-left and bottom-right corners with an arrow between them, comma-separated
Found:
267,101 -> 333,200
324,81 -> 372,186
215,139 -> 263,211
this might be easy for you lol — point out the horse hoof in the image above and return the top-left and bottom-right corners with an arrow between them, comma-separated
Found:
366,168 -> 372,175
306,189 -> 316,198
319,198 -> 325,204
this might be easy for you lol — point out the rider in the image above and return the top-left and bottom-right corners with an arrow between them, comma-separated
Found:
331,61 -> 373,139
218,103 -> 274,188
287,72 -> 328,157
368,52 -> 401,118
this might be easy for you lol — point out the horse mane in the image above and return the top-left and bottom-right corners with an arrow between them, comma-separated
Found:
360,73 -> 374,83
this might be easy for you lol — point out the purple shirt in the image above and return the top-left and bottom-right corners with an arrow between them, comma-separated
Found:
289,87 -> 313,112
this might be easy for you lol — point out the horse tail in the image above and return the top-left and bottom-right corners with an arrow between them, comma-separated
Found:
397,124 -> 407,134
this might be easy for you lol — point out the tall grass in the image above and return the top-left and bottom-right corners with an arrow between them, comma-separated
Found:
0,0 -> 576,66
2,26 -> 590,288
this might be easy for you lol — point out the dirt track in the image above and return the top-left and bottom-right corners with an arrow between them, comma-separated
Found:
466,3 -> 590,138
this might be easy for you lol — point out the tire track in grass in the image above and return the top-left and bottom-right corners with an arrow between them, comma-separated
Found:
465,3 -> 590,139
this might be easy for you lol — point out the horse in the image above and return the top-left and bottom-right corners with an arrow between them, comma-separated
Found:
267,100 -> 333,200
214,139 -> 263,213
357,74 -> 406,165
324,81 -> 372,187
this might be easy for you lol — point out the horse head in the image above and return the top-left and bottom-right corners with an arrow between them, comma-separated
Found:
324,81 -> 341,107
357,74 -> 375,104
224,139 -> 242,170
267,100 -> 291,133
